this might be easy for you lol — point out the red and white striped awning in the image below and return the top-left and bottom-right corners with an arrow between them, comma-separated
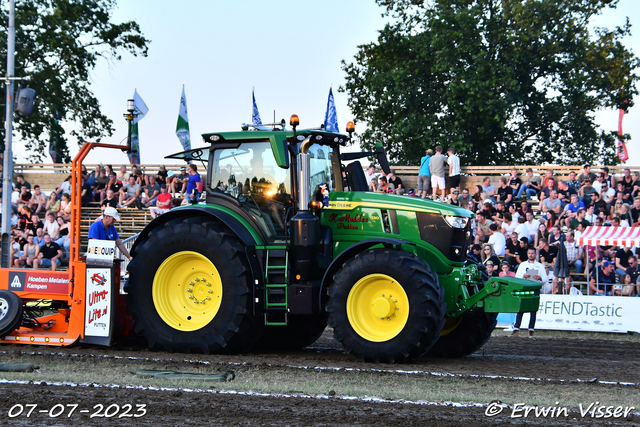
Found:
578,226 -> 640,247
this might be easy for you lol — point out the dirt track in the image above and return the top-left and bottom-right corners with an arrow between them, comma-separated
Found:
0,331 -> 639,426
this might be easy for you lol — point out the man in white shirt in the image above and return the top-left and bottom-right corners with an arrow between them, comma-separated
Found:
524,211 -> 540,244
512,247 -> 547,337
487,223 -> 506,256
364,164 -> 377,189
447,147 -> 461,192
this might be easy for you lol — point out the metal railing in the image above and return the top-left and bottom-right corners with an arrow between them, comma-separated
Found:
116,232 -> 140,275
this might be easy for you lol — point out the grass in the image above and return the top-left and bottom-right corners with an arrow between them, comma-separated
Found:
0,352 -> 637,410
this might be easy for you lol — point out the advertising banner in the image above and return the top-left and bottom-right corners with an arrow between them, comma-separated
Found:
84,267 -> 112,338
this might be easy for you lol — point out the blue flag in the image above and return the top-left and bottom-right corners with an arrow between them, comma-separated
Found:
252,89 -> 269,130
324,86 -> 339,132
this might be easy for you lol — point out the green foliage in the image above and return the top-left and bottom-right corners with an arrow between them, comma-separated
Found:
342,0 -> 639,166
0,0 -> 149,162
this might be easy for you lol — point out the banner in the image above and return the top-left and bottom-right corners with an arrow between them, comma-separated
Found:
324,86 -> 339,132
128,90 -> 149,164
499,294 -> 640,333
175,85 -> 191,151
616,107 -> 629,162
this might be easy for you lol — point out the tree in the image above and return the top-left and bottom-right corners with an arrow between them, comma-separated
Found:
0,0 -> 149,162
341,0 -> 639,166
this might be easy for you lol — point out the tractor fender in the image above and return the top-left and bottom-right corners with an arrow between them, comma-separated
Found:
130,206 -> 259,256
318,238 -> 414,312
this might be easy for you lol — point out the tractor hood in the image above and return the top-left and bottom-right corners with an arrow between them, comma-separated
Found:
327,192 -> 474,218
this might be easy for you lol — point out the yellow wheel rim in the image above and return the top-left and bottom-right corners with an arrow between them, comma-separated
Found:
152,251 -> 223,332
439,317 -> 462,336
346,274 -> 409,342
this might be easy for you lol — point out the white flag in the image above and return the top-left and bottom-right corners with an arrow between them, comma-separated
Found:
129,90 -> 149,163
176,86 -> 191,151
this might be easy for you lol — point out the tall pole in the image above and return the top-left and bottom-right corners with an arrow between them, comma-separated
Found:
1,0 -> 15,268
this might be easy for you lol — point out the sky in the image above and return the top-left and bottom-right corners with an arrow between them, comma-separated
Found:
9,0 -> 640,168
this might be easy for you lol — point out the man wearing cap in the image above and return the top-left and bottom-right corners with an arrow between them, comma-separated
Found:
485,260 -> 499,277
589,261 -> 616,295
88,207 -> 131,260
513,247 -> 547,336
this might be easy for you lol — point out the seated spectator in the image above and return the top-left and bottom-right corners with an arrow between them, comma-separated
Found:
46,191 -> 61,215
562,194 -> 585,227
534,222 -> 548,248
578,164 -> 597,184
539,177 -> 558,204
589,260 -> 616,295
446,188 -> 461,206
632,197 -> 640,226
100,172 -> 123,202
578,179 -> 597,207
626,256 -> 640,283
55,174 -> 72,198
474,211 -> 493,244
617,273 -> 636,297
16,205 -> 31,232
508,167 -> 521,197
543,264 -> 557,294
368,177 -> 377,192
101,189 -> 118,210
16,185 -> 31,207
26,213 -> 43,235
496,177 -> 512,206
500,212 -> 516,235
143,175 -> 161,207
615,246 -> 633,277
33,227 -> 46,247
564,231 -> 583,274
14,234 -> 39,268
156,165 -> 168,188
538,238 -> 557,266
33,234 -> 63,271
516,168 -> 541,200
548,225 -> 563,247
118,175 -> 142,208
504,232 -> 520,266
59,193 -> 72,221
481,243 -> 500,267
499,260 -> 515,277
55,216 -> 71,253
149,186 -> 172,219
485,260 -> 499,277
468,244 -> 482,263
387,170 -> 404,195
14,173 -> 31,190
487,223 -> 506,256
600,182 -> 615,205
566,171 -> 581,194
556,180 -> 575,207
28,185 -> 46,215
117,164 -> 130,182
94,167 -> 109,196
481,177 -> 496,203
616,181 -> 631,203
9,234 -> 22,267
43,212 -> 60,241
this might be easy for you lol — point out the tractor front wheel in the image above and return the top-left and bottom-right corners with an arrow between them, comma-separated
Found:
425,312 -> 498,358
326,249 -> 445,363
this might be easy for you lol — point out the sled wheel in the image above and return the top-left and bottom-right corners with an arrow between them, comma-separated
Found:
0,290 -> 23,338
126,218 -> 262,354
327,249 -> 445,363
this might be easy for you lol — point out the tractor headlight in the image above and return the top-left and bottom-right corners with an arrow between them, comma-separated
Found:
443,216 -> 468,229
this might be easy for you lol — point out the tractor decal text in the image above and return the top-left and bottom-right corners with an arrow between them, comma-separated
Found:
328,213 -> 369,230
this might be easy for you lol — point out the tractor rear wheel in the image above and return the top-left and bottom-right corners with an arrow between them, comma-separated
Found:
126,218 -> 262,354
425,311 -> 498,358
326,249 -> 445,363
0,290 -> 23,338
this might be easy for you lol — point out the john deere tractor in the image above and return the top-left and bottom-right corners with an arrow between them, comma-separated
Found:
125,117 -> 539,363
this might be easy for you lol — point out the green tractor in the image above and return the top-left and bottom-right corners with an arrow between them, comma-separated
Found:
125,117 -> 540,363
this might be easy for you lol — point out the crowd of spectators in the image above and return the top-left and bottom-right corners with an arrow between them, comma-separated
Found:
462,164 -> 640,297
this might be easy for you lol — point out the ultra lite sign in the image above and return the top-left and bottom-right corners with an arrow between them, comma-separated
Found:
86,239 -> 116,266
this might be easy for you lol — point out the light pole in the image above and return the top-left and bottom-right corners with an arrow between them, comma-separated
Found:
124,99 -> 137,153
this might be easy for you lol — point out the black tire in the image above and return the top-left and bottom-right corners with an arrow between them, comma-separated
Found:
126,218 -> 262,354
254,314 -> 328,351
0,290 -> 23,338
425,311 -> 498,358
326,249 -> 445,363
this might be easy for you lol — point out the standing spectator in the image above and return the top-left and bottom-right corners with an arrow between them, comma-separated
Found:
429,145 -> 447,200
387,170 -> 404,195
487,223 -> 506,256
118,175 -> 142,208
496,177 -> 513,206
143,175 -> 161,207
183,164 -> 202,202
564,230 -> 584,274
578,164 -> 597,183
513,247 -> 547,337
149,186 -> 173,219
416,149 -> 432,198
28,185 -> 46,215
447,147 -> 460,191
33,234 -> 62,271
589,261 -> 616,295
